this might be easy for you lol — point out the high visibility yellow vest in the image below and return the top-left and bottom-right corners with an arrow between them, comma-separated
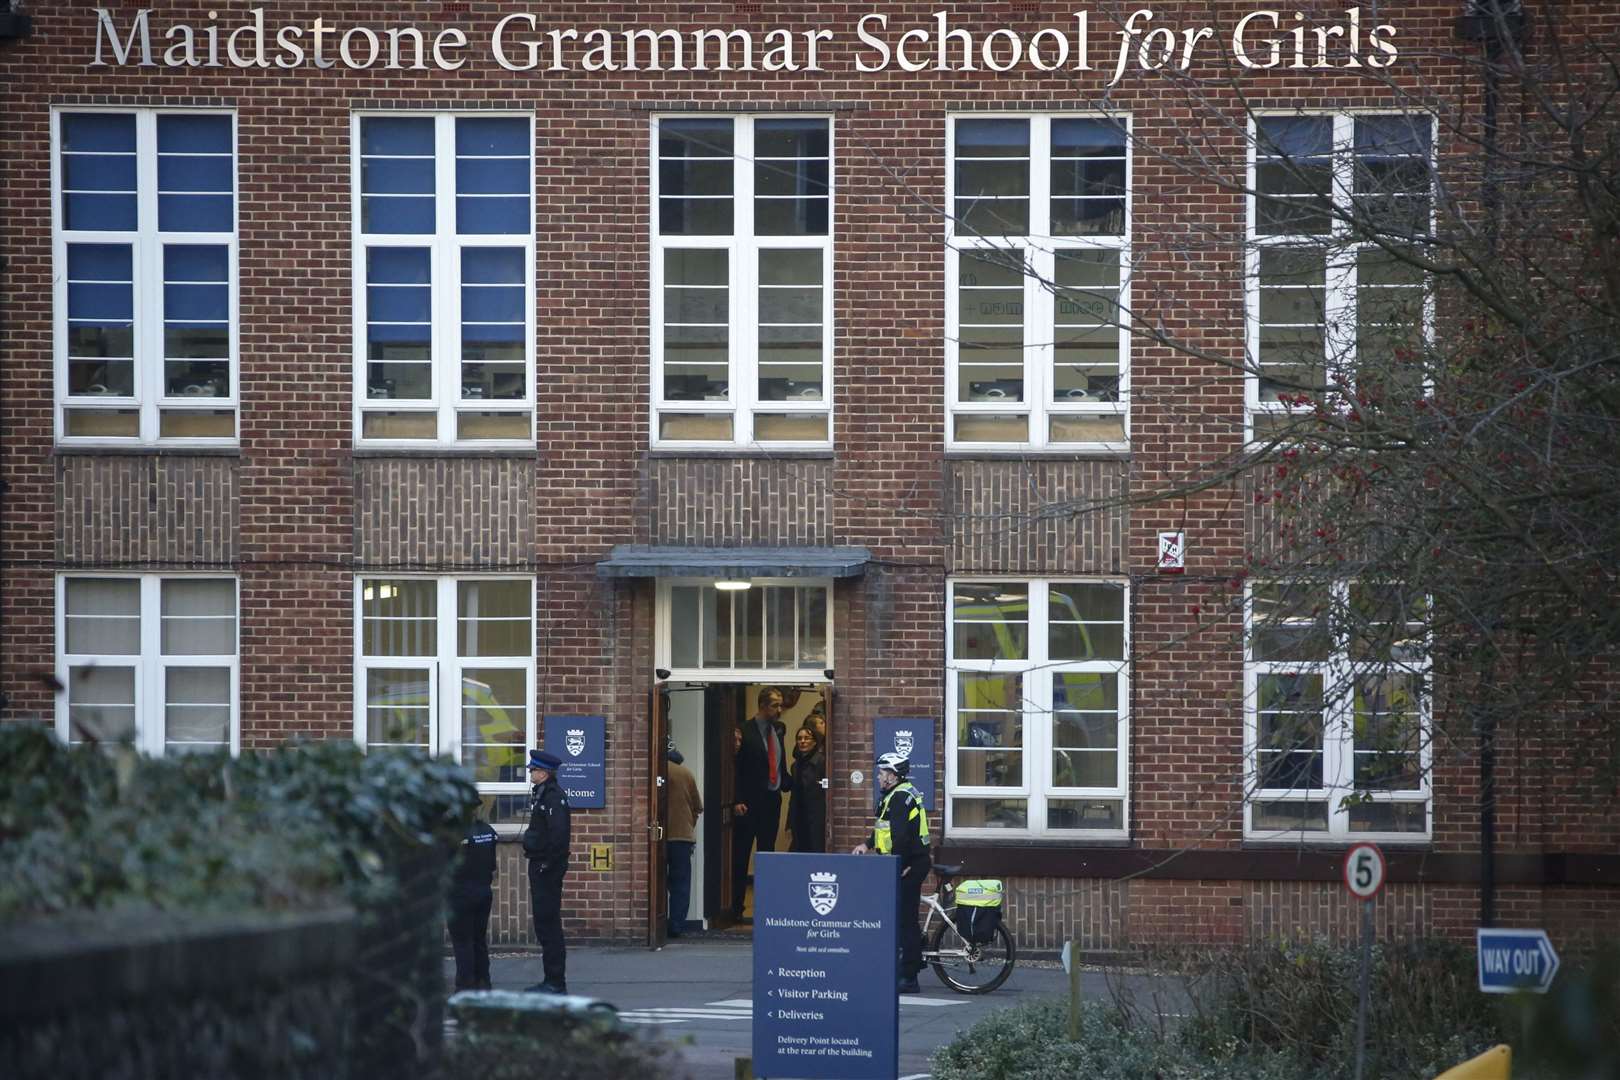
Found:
874,781 -> 930,854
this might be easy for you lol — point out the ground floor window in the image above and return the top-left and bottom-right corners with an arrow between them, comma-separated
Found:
56,574 -> 239,755
355,576 -> 535,824
1245,581 -> 1431,840
945,578 -> 1129,839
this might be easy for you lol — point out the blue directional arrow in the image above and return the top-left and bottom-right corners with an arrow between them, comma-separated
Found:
1476,928 -> 1560,994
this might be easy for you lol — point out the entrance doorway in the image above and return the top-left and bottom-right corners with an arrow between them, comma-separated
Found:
653,681 -> 830,944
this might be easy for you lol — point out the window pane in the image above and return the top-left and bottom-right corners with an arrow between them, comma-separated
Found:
1049,583 -> 1125,660
157,115 -> 233,232
67,243 -> 136,397
456,579 -> 532,657
670,586 -> 700,668
952,583 -> 1028,660
701,586 -> 732,667
1256,117 -> 1332,235
164,666 -> 230,751
765,586 -> 795,667
454,117 -> 530,233
65,578 -> 141,654
954,414 -> 1027,442
362,579 -> 437,656
365,667 -> 432,748
955,119 -> 1029,235
951,798 -> 1027,829
1048,798 -> 1122,830
462,247 -> 526,400
68,665 -> 136,744
797,586 -> 827,668
160,579 -> 236,655
737,587 -> 764,666
62,114 -> 138,231
1251,583 -> 1331,661
367,248 -> 432,399
1258,248 -> 1328,403
1253,800 -> 1328,831
361,117 -> 434,234
1257,673 -> 1324,790
164,245 -> 231,397
1348,802 -> 1426,833
461,667 -> 529,783
1353,673 -> 1423,790
754,413 -> 827,441
659,119 -> 733,235
659,413 -> 733,441
957,674 -> 1022,785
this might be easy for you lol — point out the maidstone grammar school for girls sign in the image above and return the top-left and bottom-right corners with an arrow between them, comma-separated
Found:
91,7 -> 1403,79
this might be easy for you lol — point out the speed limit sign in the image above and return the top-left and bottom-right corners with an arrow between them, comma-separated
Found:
1343,843 -> 1387,900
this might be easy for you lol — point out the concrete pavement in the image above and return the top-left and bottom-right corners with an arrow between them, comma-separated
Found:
447,937 -> 1158,1079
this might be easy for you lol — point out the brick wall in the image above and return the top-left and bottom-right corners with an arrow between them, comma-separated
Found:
2,1 -> 1615,951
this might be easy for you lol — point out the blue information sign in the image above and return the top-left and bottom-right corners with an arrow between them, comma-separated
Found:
1477,928 -> 1560,994
753,852 -> 899,1079
873,717 -> 935,811
543,715 -> 605,808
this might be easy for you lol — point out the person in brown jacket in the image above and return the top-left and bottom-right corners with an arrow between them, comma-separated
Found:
665,744 -> 704,938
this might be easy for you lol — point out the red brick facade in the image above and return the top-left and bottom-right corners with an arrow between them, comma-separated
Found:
2,2 -> 1615,950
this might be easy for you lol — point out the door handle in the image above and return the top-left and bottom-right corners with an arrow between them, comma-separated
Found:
649,824 -> 665,841
656,776 -> 666,788
819,778 -> 830,790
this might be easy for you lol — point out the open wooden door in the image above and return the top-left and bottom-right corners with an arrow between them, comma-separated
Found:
821,687 -> 834,852
647,683 -> 670,948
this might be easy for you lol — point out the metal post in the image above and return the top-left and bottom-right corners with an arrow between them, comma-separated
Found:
1068,928 -> 1082,1041
1353,899 -> 1374,1080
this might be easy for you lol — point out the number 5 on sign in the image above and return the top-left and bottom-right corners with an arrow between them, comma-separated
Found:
1343,843 -> 1386,900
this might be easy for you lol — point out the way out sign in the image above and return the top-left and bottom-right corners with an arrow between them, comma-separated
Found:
1477,928 -> 1560,994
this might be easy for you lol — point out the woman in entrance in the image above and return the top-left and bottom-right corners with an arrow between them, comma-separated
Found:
788,724 -> 827,852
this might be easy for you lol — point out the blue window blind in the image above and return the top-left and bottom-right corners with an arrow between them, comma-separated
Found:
366,248 -> 433,400
163,245 -> 230,397
66,243 -> 135,396
455,118 -> 529,235
61,114 -> 138,231
460,248 -> 526,400
361,117 -> 435,234
157,115 -> 234,232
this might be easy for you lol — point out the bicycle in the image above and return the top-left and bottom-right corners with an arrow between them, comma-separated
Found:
917,862 -> 1016,993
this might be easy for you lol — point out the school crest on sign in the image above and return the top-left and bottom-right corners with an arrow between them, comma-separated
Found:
893,730 -> 914,758
565,728 -> 586,757
808,871 -> 839,916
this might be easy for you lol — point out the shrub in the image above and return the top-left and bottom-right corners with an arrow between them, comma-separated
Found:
438,1027 -> 695,1080
0,725 -> 478,917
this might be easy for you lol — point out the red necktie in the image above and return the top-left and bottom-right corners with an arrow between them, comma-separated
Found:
767,728 -> 778,788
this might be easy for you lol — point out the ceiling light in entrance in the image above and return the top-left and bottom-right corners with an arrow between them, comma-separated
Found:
714,580 -> 752,591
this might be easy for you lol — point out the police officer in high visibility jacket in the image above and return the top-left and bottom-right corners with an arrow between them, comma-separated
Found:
853,751 -> 931,993
522,748 -> 571,995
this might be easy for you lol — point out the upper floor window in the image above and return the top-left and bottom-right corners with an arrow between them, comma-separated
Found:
353,114 -> 534,445
945,579 -> 1129,838
1247,114 -> 1433,440
946,116 -> 1130,451
355,576 -> 536,825
652,116 -> 832,448
657,579 -> 831,677
54,110 -> 237,444
56,575 -> 239,755
1245,581 -> 1431,841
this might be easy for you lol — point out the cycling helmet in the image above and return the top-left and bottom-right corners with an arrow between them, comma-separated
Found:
876,751 -> 910,778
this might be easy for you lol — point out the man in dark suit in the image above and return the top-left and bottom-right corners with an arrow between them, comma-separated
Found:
731,686 -> 787,921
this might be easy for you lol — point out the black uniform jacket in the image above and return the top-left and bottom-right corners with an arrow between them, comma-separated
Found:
451,820 -> 499,897
522,779 -> 571,872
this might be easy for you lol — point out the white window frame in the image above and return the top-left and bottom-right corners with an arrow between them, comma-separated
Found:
352,575 -> 537,812
351,112 -> 537,447
945,114 -> 1131,453
655,577 -> 834,682
54,573 -> 241,756
51,107 -> 240,446
945,577 -> 1130,840
650,114 -> 836,450
1243,580 -> 1433,842
1244,111 -> 1437,441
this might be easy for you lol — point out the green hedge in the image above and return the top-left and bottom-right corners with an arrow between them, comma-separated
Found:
934,939 -> 1620,1080
0,725 -> 478,917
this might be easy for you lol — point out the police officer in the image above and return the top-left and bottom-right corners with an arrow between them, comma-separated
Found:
447,814 -> 498,990
853,751 -> 931,993
522,748 -> 571,994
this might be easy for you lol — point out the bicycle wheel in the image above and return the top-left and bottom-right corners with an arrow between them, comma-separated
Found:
926,917 -> 1015,994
